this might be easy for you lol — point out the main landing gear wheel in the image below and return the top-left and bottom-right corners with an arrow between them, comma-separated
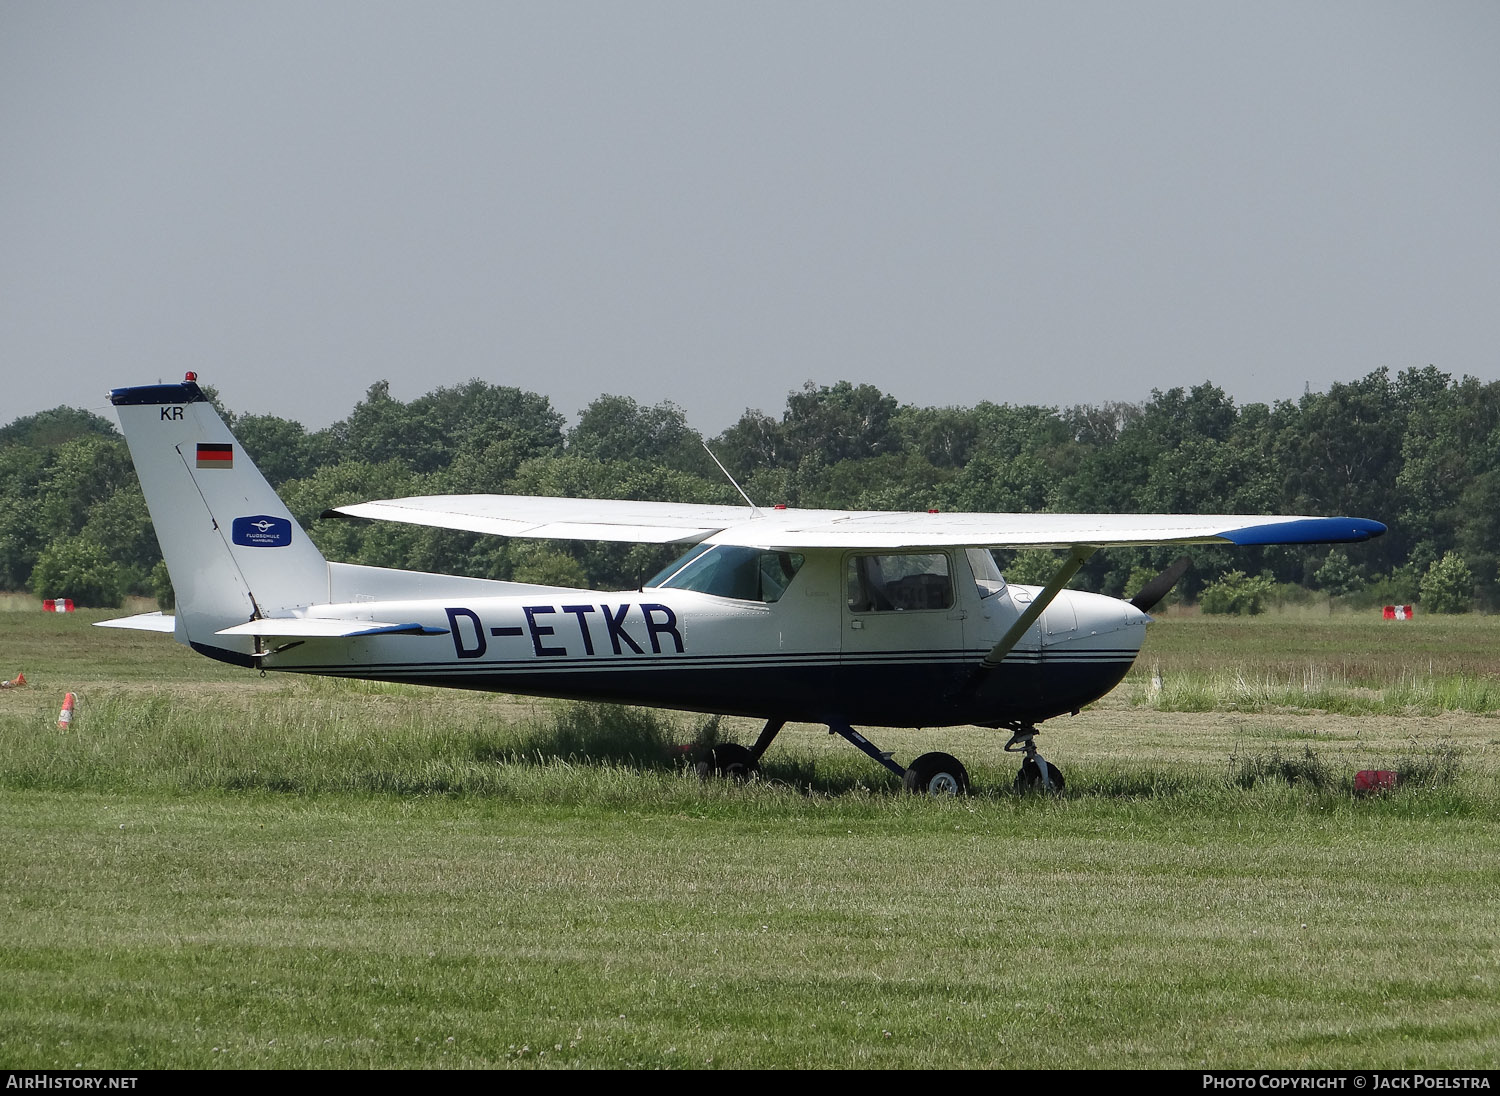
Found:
1014,756 -> 1066,792
903,751 -> 970,797
695,742 -> 755,781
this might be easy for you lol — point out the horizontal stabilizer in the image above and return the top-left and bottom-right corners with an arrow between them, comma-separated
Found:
214,619 -> 450,638
93,611 -> 176,633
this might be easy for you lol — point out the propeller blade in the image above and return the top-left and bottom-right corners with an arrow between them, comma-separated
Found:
1130,555 -> 1192,611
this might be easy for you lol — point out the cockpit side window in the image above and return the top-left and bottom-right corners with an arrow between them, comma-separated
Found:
966,548 -> 1007,599
757,549 -> 804,603
846,552 -> 953,612
646,544 -> 805,603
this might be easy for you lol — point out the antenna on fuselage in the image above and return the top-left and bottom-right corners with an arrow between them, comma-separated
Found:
701,442 -> 762,518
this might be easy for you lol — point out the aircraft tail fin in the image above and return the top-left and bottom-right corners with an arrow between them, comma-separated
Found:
109,378 -> 329,663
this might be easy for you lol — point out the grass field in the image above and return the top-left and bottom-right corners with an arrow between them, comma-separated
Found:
1,607 -> 1497,1068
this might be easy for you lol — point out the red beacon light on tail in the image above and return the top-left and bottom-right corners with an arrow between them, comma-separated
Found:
184,371 -> 197,383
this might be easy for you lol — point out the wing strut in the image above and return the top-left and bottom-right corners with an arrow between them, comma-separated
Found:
981,545 -> 1096,669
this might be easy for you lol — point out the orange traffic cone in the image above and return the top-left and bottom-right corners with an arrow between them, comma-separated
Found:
12,673 -> 24,687
57,692 -> 75,729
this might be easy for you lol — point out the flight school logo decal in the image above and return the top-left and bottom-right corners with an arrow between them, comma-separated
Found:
196,443 -> 233,469
232,515 -> 292,548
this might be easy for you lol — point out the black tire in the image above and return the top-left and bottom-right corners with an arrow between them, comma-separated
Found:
902,751 -> 970,796
1014,757 -> 1066,792
698,743 -> 756,781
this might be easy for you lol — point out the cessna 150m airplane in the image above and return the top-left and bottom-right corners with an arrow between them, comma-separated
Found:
100,377 -> 1385,794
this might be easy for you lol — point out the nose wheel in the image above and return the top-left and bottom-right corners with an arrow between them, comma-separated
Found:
1005,728 -> 1065,792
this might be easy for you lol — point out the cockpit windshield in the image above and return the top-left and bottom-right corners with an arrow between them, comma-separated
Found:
646,544 -> 805,603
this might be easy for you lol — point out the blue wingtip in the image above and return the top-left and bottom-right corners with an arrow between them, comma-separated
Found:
1219,517 -> 1387,546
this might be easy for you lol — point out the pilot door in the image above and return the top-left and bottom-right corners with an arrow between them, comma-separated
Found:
841,551 -> 971,668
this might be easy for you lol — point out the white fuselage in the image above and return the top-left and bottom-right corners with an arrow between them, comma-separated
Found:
250,549 -> 1148,727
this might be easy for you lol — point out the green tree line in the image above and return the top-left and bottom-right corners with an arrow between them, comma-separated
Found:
3,366 -> 1493,611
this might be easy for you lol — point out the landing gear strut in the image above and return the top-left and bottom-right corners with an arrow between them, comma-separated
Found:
1004,726 -> 1065,792
695,718 -> 972,797
695,718 -> 1066,795
827,722 -> 968,796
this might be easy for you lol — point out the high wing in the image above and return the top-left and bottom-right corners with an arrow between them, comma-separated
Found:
330,496 -> 754,544
330,494 -> 1386,550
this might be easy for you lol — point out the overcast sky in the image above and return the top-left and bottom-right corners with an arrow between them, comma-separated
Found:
3,1 -> 1497,434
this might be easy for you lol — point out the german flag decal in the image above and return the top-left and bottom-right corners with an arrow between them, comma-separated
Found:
196,443 -> 233,469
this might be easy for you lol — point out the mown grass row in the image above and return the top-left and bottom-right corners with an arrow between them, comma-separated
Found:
1125,663 -> 1500,715
1137,608 -> 1500,679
